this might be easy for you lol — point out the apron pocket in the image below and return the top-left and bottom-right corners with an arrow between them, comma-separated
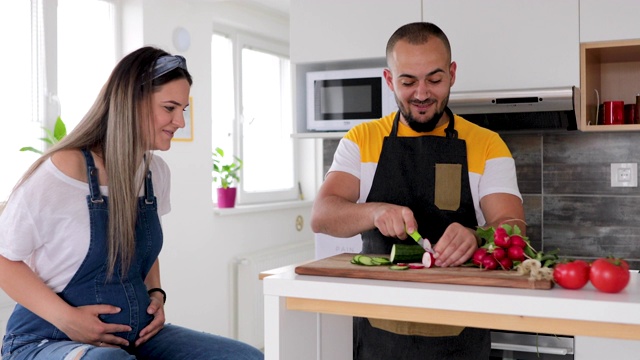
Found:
434,163 -> 462,211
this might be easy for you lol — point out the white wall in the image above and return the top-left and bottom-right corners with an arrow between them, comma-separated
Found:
122,0 -> 316,337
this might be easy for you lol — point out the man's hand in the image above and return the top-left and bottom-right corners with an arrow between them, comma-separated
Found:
372,205 -> 417,240
432,223 -> 477,267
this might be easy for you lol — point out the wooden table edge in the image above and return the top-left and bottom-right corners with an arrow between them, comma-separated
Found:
286,297 -> 640,341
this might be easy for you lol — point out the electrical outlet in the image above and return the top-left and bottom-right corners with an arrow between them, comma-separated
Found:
611,163 -> 638,187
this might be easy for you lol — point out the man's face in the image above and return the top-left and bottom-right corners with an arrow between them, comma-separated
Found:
384,38 -> 456,132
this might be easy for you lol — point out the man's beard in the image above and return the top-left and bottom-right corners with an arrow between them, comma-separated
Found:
397,97 -> 447,133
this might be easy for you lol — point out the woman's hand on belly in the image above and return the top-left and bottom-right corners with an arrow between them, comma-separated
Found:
60,304 -> 133,347
135,295 -> 166,347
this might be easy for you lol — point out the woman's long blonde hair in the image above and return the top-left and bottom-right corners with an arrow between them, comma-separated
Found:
10,46 -> 192,276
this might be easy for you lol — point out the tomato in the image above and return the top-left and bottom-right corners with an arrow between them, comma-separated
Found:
589,257 -> 630,293
553,260 -> 590,290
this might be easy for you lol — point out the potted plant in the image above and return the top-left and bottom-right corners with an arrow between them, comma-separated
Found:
212,147 -> 243,208
20,117 -> 67,154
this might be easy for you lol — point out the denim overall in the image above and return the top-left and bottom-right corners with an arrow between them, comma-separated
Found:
354,110 -> 491,359
2,150 -> 264,360
2,148 -> 159,357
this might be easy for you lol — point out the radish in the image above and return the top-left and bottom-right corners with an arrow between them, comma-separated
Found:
507,246 -> 525,262
510,235 -> 527,248
492,247 -> 506,260
408,263 -> 425,269
498,257 -> 513,270
493,227 -> 511,248
481,256 -> 498,270
472,248 -> 487,266
422,252 -> 436,268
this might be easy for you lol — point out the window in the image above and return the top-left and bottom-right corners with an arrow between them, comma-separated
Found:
211,30 -> 296,205
0,1 -> 41,201
0,0 -> 116,201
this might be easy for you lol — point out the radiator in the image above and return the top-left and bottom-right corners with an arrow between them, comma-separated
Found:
234,240 -> 315,350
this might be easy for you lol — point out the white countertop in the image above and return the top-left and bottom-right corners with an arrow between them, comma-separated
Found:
263,269 -> 640,327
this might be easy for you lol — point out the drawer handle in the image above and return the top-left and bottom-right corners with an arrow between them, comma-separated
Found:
491,342 -> 571,355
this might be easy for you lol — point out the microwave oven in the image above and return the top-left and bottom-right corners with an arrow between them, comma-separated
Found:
306,67 -> 397,131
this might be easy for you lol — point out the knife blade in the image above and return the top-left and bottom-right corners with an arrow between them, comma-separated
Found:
407,229 -> 436,255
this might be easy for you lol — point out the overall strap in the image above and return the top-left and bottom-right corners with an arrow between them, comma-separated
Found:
81,148 -> 104,204
143,154 -> 155,205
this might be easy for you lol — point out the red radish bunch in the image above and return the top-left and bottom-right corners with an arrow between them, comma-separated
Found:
471,224 -> 534,271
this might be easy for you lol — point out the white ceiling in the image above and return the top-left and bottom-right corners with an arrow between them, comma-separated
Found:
190,0 -> 290,15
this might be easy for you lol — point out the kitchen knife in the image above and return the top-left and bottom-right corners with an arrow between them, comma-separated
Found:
407,229 -> 436,255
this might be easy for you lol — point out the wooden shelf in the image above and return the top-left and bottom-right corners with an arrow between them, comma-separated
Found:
580,39 -> 640,131
292,132 -> 346,139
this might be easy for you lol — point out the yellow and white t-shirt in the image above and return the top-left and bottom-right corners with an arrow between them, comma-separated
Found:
328,111 -> 522,226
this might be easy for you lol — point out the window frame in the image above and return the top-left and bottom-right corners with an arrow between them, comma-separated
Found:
43,0 -> 121,131
212,25 -> 299,205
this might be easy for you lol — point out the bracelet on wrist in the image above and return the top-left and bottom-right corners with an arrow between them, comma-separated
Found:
148,288 -> 166,304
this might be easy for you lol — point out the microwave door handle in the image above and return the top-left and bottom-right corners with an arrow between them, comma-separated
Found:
491,342 -> 571,355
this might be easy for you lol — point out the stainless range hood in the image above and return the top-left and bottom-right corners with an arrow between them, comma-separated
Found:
448,86 -> 580,132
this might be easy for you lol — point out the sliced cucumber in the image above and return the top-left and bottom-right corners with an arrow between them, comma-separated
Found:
371,257 -> 392,265
389,265 -> 409,270
357,255 -> 376,266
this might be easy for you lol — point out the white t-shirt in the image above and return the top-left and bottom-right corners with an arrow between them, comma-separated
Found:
0,155 -> 171,292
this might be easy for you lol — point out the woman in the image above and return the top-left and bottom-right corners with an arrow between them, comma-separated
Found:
0,47 -> 263,360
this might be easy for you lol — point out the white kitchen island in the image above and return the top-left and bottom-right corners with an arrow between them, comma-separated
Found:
263,267 -> 640,359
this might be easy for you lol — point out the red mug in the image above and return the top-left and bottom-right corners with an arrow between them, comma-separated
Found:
603,101 -> 624,125
624,104 -> 636,124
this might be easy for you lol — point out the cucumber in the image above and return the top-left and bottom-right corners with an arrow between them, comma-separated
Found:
371,257 -> 392,265
390,244 -> 426,264
351,255 -> 377,266
357,256 -> 376,266
389,265 -> 409,270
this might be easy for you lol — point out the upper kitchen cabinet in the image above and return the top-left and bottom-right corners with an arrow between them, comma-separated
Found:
290,0 -> 421,64
580,0 -> 640,42
422,0 -> 580,92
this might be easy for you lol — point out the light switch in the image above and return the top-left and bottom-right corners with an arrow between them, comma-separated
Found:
611,163 -> 638,187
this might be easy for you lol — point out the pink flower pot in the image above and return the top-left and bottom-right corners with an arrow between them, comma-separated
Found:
217,187 -> 237,208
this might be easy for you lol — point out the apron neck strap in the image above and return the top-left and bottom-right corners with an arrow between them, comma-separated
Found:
390,107 -> 458,138
444,107 -> 458,139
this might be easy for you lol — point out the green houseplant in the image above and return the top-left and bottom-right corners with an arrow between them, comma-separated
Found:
212,147 -> 242,208
20,117 -> 67,154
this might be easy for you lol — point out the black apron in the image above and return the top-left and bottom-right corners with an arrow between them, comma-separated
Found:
354,109 -> 490,359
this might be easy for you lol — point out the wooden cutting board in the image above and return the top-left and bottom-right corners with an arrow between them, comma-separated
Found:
295,253 -> 553,290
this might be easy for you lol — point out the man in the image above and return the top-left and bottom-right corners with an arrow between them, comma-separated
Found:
310,22 -> 525,359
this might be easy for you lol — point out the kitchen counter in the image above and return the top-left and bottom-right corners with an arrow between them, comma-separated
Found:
263,268 -> 640,359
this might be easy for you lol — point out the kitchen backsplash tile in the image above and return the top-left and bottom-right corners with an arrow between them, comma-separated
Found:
323,131 -> 640,269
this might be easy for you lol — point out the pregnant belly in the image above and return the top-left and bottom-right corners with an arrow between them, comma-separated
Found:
96,281 -> 154,343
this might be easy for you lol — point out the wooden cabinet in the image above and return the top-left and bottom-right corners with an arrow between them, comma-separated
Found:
422,0 -> 580,92
580,0 -> 640,43
290,0 -> 421,64
579,39 -> 640,131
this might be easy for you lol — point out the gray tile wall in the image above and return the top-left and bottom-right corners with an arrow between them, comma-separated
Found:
323,131 -> 640,269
